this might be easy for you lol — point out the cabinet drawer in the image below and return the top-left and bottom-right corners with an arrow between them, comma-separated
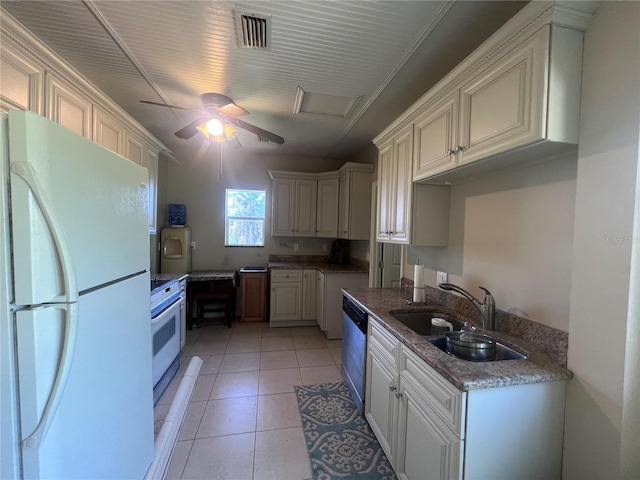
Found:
270,269 -> 303,283
369,318 -> 400,366
401,346 -> 466,438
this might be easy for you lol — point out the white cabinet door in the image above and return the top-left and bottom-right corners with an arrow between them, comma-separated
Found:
365,344 -> 398,462
45,75 -> 92,139
294,179 -> 317,237
271,177 -> 317,237
142,149 -> 158,234
301,269 -> 316,321
389,125 -> 413,243
376,141 -> 393,242
396,379 -> 463,480
338,173 -> 350,239
93,107 -> 124,155
316,177 -> 339,238
271,177 -> 295,236
316,271 -> 326,331
413,92 -> 459,181
458,27 -> 548,166
0,43 -> 43,114
269,282 -> 302,323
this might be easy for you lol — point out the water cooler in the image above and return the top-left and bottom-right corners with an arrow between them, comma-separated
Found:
160,226 -> 191,273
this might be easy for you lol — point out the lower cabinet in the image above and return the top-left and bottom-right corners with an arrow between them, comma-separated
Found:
269,269 -> 316,327
365,317 -> 566,480
316,272 -> 368,339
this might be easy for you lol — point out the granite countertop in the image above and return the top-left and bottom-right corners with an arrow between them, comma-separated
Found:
343,287 -> 572,391
269,261 -> 368,274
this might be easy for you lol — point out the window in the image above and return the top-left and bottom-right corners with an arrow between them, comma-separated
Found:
225,189 -> 266,246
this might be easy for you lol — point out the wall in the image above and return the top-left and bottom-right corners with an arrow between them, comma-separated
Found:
406,154 -> 577,332
563,2 -> 640,478
162,145 -> 345,271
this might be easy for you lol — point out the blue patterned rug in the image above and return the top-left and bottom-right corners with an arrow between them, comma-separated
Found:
294,381 -> 397,480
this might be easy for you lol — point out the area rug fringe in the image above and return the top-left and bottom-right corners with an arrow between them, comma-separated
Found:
295,381 -> 397,480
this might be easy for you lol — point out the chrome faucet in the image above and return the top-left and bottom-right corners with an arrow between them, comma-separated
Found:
439,283 -> 496,331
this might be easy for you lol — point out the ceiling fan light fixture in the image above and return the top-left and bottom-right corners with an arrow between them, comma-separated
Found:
205,118 -> 224,136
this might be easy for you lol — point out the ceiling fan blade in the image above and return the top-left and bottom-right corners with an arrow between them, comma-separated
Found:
226,117 -> 285,144
174,116 -> 209,139
217,102 -> 250,117
140,100 -> 199,113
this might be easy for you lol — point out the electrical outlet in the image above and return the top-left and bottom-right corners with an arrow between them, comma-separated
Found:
191,241 -> 196,250
322,244 -> 328,252
437,271 -> 448,285
293,243 -> 299,251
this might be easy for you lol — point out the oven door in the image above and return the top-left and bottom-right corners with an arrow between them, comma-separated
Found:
151,297 -> 181,387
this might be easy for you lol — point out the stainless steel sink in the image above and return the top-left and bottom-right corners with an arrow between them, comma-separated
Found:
426,336 -> 527,361
390,312 -> 465,336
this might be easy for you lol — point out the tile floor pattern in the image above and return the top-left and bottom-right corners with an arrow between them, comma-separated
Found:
154,322 -> 344,480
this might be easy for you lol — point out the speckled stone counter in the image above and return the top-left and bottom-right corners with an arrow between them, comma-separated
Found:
269,261 -> 368,274
343,287 -> 572,391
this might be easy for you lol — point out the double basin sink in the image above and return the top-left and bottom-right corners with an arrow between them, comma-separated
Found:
390,311 -> 526,362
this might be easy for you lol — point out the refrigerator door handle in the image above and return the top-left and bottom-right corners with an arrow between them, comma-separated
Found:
11,162 -> 79,303
22,302 -> 79,450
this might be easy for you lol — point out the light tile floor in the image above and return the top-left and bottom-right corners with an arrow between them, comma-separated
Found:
155,322 -> 343,480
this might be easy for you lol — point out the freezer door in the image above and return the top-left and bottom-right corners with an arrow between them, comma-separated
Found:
17,274 -> 153,479
8,111 -> 149,306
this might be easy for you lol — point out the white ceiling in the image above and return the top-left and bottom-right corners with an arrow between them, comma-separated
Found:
2,0 -> 526,160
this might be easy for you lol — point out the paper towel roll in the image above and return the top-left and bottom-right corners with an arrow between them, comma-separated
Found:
413,264 -> 425,302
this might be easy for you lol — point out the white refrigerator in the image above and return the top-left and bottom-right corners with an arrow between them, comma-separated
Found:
0,111 -> 154,479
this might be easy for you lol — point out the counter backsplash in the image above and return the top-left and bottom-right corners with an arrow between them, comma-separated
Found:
402,277 -> 569,368
269,254 -> 369,270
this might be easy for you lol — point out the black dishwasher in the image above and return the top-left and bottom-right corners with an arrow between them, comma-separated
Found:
341,295 -> 367,415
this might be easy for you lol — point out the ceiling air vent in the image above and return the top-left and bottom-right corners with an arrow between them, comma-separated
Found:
235,11 -> 271,50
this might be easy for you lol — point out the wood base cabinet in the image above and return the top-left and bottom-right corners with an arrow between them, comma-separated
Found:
240,271 -> 266,322
365,317 -> 566,480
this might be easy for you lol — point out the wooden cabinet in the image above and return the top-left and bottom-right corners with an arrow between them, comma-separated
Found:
0,42 -> 43,114
240,271 -> 267,322
365,316 -> 566,480
270,175 -> 317,237
376,125 -> 414,244
316,174 -> 339,238
45,75 -> 92,139
338,163 -> 374,240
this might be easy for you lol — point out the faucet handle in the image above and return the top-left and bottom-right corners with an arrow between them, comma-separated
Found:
478,287 -> 493,302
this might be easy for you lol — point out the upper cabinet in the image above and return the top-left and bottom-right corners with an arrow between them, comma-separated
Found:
376,125 -> 414,243
45,75 -> 92,139
375,2 -> 590,185
0,43 -> 43,114
269,163 -> 373,240
270,174 -> 317,237
316,173 -> 340,238
338,163 -> 374,240
1,12 -> 169,234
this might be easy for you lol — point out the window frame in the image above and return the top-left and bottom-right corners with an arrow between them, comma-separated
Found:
224,188 -> 266,247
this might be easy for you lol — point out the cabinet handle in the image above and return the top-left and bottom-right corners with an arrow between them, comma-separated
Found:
389,385 -> 396,392
395,391 -> 403,398
453,145 -> 464,153
447,148 -> 454,155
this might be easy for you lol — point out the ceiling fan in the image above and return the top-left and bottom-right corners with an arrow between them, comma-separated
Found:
140,93 -> 284,148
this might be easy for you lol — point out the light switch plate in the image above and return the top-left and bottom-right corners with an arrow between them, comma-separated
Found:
437,271 -> 448,285
293,243 -> 299,251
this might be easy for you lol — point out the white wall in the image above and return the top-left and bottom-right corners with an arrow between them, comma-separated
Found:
563,2 -> 640,478
162,145 -> 346,271
407,154 -> 577,332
